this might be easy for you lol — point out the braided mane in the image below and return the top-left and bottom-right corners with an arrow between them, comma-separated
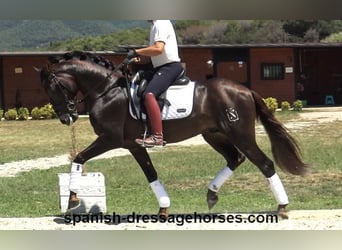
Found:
48,51 -> 116,70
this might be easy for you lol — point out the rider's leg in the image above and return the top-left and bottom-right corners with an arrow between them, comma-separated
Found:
135,62 -> 183,147
135,92 -> 164,147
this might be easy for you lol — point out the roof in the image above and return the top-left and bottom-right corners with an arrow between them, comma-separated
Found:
122,42 -> 342,49
2,43 -> 342,56
180,42 -> 342,49
0,51 -> 122,57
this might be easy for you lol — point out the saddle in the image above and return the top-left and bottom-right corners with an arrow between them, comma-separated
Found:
129,69 -> 195,121
136,69 -> 189,98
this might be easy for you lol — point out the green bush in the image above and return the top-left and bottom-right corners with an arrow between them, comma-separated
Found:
40,103 -> 57,119
263,97 -> 278,113
31,104 -> 57,120
17,107 -> 30,120
292,99 -> 303,111
1,104 -> 57,121
4,108 -> 18,120
31,107 -> 42,120
281,101 -> 291,111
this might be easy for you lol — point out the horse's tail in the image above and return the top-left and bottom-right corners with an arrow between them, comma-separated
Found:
251,90 -> 310,176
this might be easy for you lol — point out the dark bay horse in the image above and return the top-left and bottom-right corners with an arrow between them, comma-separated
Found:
40,51 -> 309,218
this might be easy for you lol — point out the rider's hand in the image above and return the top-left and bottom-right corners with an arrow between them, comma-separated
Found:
126,49 -> 138,60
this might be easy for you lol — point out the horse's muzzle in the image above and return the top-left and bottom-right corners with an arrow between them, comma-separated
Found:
59,113 -> 79,126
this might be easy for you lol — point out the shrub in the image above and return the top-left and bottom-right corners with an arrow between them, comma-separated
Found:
4,108 -> 18,120
0,109 -> 3,120
40,103 -> 57,119
263,97 -> 278,113
17,107 -> 30,120
31,107 -> 42,120
292,99 -> 303,111
281,101 -> 291,111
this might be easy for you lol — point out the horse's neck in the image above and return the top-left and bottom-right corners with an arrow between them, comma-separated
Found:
78,70 -> 122,103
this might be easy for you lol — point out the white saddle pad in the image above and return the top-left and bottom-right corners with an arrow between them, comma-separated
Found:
129,81 -> 196,121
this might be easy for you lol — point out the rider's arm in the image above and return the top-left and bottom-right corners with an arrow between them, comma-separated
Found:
135,41 -> 165,57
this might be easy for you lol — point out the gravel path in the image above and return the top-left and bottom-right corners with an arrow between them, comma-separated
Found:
0,107 -> 341,230
1,107 -> 341,178
0,137 -> 206,177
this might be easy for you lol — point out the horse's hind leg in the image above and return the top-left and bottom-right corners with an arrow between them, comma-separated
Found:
202,132 -> 246,210
232,135 -> 289,219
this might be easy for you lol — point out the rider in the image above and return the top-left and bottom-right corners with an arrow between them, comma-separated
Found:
126,20 -> 183,147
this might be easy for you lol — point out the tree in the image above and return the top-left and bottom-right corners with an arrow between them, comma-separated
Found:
48,27 -> 149,51
282,20 -> 316,40
304,28 -> 320,42
282,20 -> 342,41
179,25 -> 208,44
202,21 -> 228,44
323,32 -> 342,42
255,21 -> 288,43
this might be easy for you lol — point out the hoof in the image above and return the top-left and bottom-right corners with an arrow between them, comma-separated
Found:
67,199 -> 80,210
206,189 -> 218,210
158,207 -> 168,220
65,198 -> 86,215
277,204 -> 289,219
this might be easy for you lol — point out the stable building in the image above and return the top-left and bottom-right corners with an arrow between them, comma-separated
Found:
0,51 -> 124,112
178,43 -> 342,106
1,43 -> 342,112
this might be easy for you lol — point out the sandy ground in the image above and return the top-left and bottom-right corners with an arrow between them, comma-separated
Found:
0,107 -> 341,230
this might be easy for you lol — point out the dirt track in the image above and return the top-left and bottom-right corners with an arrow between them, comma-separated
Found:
0,107 -> 341,230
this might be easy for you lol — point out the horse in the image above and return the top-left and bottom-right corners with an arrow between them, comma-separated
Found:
39,51 -> 309,219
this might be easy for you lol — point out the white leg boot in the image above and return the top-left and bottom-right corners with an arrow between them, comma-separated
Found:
267,173 -> 289,205
208,166 -> 234,192
69,162 -> 83,193
150,180 -> 170,208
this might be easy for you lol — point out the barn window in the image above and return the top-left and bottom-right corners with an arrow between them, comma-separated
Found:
261,63 -> 284,80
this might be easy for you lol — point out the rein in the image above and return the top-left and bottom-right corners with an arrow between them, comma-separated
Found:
76,72 -> 118,104
76,58 -> 134,103
76,67 -> 123,104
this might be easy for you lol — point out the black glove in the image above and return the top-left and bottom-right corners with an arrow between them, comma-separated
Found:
126,49 -> 138,60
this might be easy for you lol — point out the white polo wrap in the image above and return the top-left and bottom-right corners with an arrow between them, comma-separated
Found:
69,162 -> 83,193
150,180 -> 170,208
268,173 -> 289,205
208,166 -> 234,192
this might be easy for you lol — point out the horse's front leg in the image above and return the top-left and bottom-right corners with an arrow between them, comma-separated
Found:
67,134 -> 115,212
129,146 -> 169,219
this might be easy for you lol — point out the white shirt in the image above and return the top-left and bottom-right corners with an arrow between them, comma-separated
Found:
150,20 -> 180,68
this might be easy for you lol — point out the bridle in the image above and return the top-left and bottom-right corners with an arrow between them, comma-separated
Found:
46,72 -> 77,116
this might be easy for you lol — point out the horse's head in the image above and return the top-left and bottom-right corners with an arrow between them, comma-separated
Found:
40,66 -> 79,126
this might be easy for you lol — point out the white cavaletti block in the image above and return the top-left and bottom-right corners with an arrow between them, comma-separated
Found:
58,172 -> 106,213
